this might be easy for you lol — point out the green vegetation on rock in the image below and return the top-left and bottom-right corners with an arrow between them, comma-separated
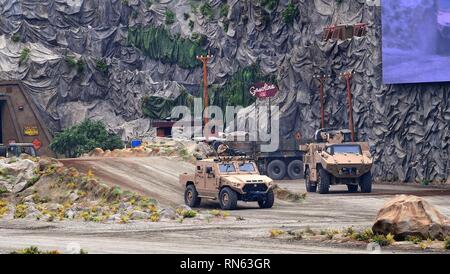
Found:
260,0 -> 279,10
50,119 -> 124,158
95,58 -> 108,73
19,48 -> 30,66
282,1 -> 298,25
200,2 -> 214,20
128,26 -> 207,69
165,8 -> 176,25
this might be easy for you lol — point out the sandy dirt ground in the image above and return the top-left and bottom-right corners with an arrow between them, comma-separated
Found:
0,157 -> 449,254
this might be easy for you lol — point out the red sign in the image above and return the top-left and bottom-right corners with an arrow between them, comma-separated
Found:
32,138 -> 42,150
249,82 -> 278,98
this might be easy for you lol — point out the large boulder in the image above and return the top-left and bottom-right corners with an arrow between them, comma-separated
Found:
372,195 -> 450,240
0,158 -> 39,193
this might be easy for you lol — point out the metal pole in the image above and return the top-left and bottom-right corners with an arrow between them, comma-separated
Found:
342,71 -> 355,142
196,52 -> 214,139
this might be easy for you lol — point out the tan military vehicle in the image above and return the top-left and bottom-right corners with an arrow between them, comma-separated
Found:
179,157 -> 276,210
301,129 -> 373,194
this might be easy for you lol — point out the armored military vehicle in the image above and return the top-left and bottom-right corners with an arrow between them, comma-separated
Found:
301,129 -> 373,194
179,156 -> 276,210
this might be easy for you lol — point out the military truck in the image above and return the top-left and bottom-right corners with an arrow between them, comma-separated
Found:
301,129 -> 373,194
210,132 -> 305,180
179,157 -> 276,210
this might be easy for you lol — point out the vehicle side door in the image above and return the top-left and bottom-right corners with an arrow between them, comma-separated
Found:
194,163 -> 206,194
203,163 -> 219,196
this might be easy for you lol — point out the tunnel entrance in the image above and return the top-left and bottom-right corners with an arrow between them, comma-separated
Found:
0,81 -> 53,156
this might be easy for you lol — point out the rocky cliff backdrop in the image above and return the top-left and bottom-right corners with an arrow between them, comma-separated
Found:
0,0 -> 449,182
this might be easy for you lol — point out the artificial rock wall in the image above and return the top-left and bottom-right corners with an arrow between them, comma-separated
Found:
0,0 -> 448,182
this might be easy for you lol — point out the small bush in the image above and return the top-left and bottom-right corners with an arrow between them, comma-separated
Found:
181,209 -> 197,218
270,229 -> 285,238
220,4 -> 229,18
200,3 -> 214,20
183,12 -> 190,20
352,228 -> 374,242
145,0 -> 152,8
0,200 -> 8,217
371,233 -> 395,246
14,204 -> 28,219
95,58 -> 108,73
282,1 -> 298,25
150,212 -> 160,222
19,48 -> 30,65
165,8 -> 176,25
406,235 -> 423,244
444,237 -> 450,250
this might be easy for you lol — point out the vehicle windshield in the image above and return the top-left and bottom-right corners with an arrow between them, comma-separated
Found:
330,145 -> 361,155
439,0 -> 450,10
219,164 -> 236,173
239,163 -> 255,173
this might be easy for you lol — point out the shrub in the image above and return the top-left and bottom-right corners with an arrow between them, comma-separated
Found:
406,235 -> 423,244
181,209 -> 197,218
444,237 -> 450,250
95,58 -> 108,73
352,228 -> 374,242
200,3 -> 214,20
0,200 -> 8,217
50,119 -> 124,158
145,0 -> 152,8
282,1 -> 298,25
270,229 -> 285,238
165,8 -> 176,25
183,12 -> 190,20
371,233 -> 395,246
14,204 -> 28,219
220,4 -> 229,18
19,48 -> 30,65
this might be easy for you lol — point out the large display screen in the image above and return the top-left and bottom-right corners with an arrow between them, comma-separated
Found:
382,0 -> 450,84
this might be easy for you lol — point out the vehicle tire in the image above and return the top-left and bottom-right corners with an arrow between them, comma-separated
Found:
304,169 -> 317,193
360,172 -> 373,193
287,160 -> 303,180
318,168 -> 330,194
258,190 -> 275,209
219,187 -> 238,210
347,184 -> 359,193
184,184 -> 201,207
267,160 -> 287,180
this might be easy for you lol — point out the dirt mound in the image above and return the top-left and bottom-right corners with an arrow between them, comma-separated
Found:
372,195 -> 450,240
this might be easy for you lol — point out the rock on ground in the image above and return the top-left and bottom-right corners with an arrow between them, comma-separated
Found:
372,195 -> 450,240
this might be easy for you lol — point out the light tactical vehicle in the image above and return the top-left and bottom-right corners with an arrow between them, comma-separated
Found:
0,143 -> 37,158
301,129 -> 373,194
179,157 -> 276,210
